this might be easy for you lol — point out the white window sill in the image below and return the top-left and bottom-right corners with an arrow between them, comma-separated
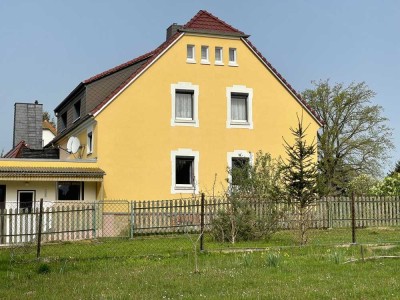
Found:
73,117 -> 80,123
186,59 -> 196,64
172,185 -> 197,194
200,60 -> 210,65
228,121 -> 253,129
171,119 -> 199,127
214,62 -> 224,66
228,62 -> 239,67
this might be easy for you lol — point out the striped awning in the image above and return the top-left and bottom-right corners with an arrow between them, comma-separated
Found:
0,166 -> 105,182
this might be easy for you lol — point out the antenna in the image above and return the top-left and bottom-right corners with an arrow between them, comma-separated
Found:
66,136 -> 81,154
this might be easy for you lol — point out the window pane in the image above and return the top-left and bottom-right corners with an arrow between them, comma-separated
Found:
176,157 -> 194,185
215,47 -> 222,61
201,46 -> 208,60
232,157 -> 250,185
176,91 -> 193,119
187,45 -> 194,59
229,48 -> 236,62
19,192 -> 33,213
74,101 -> 81,119
231,94 -> 248,121
58,182 -> 81,200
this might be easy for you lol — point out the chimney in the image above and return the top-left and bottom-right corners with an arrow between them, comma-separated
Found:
13,101 -> 43,150
166,23 -> 182,41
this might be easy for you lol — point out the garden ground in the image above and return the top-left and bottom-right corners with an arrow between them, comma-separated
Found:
0,228 -> 399,299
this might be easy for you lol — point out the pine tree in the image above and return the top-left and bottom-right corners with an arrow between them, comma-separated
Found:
282,113 -> 318,245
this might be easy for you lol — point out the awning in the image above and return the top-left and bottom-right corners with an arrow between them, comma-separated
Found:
0,166 -> 105,182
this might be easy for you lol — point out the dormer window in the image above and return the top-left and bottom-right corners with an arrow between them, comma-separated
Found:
60,112 -> 67,131
186,45 -> 195,63
201,45 -> 209,64
215,47 -> 223,65
229,48 -> 238,66
73,100 -> 81,121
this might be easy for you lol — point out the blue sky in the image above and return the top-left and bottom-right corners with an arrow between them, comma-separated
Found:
0,1 -> 399,171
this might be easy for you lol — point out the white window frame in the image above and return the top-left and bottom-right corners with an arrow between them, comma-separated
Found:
186,44 -> 196,64
215,47 -> 224,65
87,126 -> 93,154
201,45 -> 210,64
171,149 -> 199,194
227,150 -> 253,186
171,82 -> 199,127
226,85 -> 253,129
228,48 -> 238,66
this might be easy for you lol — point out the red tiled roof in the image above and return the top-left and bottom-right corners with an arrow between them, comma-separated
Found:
90,32 -> 183,115
86,10 -> 322,125
182,10 -> 246,36
3,140 -> 26,158
84,51 -> 154,84
42,120 -> 57,136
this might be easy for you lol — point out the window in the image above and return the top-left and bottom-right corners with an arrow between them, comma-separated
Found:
215,47 -> 223,65
73,100 -> 81,121
226,85 -> 253,129
201,45 -> 209,64
87,126 -> 93,154
176,91 -> 193,120
58,182 -> 84,201
227,150 -> 252,187
186,45 -> 195,63
171,82 -> 199,127
60,112 -> 67,131
171,149 -> 199,194
18,191 -> 35,213
229,48 -> 238,66
231,157 -> 250,185
231,93 -> 248,122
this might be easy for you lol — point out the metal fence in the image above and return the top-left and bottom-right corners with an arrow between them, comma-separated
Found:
0,195 -> 399,260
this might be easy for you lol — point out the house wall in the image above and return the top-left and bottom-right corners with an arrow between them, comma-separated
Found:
0,181 -> 98,206
87,34 -> 320,200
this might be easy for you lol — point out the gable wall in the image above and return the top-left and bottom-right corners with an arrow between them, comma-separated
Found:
94,34 -> 320,200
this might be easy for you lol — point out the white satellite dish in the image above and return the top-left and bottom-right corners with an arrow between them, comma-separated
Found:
66,136 -> 81,154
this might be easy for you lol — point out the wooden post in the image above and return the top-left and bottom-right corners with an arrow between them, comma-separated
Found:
36,198 -> 44,259
351,193 -> 356,244
200,193 -> 205,251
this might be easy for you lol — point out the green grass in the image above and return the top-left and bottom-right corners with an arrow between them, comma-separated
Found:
1,228 -> 400,299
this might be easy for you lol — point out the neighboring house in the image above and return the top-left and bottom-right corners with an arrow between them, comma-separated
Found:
0,10 -> 322,208
42,119 -> 57,147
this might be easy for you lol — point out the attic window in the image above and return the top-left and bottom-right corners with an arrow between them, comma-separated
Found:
186,45 -> 195,63
201,46 -> 209,64
229,48 -> 238,66
73,100 -> 81,122
215,47 -> 223,65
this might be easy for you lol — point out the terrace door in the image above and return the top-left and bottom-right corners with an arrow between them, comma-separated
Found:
0,185 -> 5,244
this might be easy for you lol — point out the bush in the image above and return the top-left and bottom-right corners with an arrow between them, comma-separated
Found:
211,152 -> 286,243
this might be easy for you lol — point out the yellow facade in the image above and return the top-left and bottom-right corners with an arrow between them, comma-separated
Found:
82,34 -> 321,200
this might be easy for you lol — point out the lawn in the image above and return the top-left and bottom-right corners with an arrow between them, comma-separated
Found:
0,228 -> 399,299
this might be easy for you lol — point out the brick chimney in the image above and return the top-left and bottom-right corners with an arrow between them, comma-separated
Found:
166,23 -> 182,40
13,101 -> 43,150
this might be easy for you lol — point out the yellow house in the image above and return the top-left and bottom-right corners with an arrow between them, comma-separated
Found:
0,10 -> 322,206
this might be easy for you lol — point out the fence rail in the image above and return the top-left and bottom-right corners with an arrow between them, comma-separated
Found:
0,196 -> 399,247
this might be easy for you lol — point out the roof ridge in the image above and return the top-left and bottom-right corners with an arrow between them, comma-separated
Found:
83,51 -> 155,84
182,10 -> 245,35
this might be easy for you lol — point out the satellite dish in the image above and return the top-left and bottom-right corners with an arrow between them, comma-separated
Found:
66,136 -> 81,154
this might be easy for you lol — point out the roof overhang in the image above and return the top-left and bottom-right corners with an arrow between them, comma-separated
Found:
0,166 -> 105,182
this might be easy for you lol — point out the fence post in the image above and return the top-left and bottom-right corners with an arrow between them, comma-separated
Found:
200,193 -> 205,251
92,202 -> 97,238
351,192 -> 356,244
130,201 -> 135,239
36,198 -> 44,259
